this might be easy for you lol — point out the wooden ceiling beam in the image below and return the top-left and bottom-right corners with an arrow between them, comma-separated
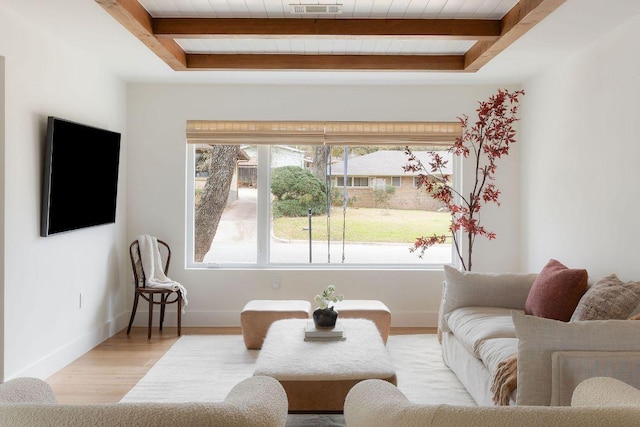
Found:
464,0 -> 566,71
95,0 -> 187,70
95,0 -> 563,72
154,18 -> 500,41
186,53 -> 466,71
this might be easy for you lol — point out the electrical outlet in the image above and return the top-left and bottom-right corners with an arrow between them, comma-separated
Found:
271,276 -> 281,289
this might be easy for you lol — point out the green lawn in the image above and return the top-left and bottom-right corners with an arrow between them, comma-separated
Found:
273,208 -> 451,243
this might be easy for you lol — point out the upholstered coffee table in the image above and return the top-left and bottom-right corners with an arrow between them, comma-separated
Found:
253,318 -> 397,413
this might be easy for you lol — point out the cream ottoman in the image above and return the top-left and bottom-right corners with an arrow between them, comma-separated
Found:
240,300 -> 312,349
333,300 -> 391,343
254,318 -> 397,412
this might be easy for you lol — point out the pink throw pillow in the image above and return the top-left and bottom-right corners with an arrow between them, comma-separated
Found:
524,259 -> 588,321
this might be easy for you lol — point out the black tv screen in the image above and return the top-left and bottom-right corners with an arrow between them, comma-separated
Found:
41,117 -> 121,237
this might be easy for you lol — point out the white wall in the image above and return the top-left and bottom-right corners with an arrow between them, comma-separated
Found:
520,14 -> 640,281
127,84 -> 524,329
0,5 -> 128,379
0,55 -> 6,381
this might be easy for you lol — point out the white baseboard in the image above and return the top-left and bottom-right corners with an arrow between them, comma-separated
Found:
8,313 -> 129,381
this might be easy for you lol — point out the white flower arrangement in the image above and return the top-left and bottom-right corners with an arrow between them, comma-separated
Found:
314,284 -> 344,309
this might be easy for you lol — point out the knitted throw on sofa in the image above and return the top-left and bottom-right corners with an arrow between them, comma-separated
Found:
490,313 -> 640,406
490,354 -> 518,405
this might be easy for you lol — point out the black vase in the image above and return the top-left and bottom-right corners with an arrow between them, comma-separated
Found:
313,307 -> 338,329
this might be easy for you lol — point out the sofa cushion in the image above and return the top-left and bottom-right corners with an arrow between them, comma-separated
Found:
477,337 -> 519,378
571,274 -> 640,321
441,265 -> 538,332
524,259 -> 587,321
447,307 -> 520,357
513,311 -> 640,406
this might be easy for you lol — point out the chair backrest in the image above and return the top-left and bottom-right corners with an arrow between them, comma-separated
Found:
129,239 -> 171,288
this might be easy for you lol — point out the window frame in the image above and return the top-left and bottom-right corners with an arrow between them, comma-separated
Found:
336,176 -> 351,187
335,176 -> 371,188
352,177 -> 370,187
186,119 -> 463,270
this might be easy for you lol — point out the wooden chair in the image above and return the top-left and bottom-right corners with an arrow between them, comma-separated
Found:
127,239 -> 182,339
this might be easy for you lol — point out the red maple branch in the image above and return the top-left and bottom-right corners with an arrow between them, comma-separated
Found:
404,89 -> 524,270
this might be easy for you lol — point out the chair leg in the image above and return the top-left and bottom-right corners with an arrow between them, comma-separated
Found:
148,293 -> 154,340
127,293 -> 140,335
177,292 -> 182,337
159,294 -> 167,331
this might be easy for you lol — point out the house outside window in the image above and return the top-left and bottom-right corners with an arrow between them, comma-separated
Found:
186,120 -> 460,268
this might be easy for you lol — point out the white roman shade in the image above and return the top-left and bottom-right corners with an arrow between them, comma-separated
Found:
186,120 -> 461,146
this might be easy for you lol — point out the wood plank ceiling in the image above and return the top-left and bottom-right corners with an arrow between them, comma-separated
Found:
95,0 -> 566,71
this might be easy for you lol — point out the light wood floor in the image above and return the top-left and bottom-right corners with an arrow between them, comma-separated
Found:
46,326 -> 435,404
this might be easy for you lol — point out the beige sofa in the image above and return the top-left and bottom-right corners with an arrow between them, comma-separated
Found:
440,265 -> 640,406
344,377 -> 640,427
0,376 -> 288,427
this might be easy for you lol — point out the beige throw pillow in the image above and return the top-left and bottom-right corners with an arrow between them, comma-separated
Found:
571,274 -> 640,321
440,265 -> 537,332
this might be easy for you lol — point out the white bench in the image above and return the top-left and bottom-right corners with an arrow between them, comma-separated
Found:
240,300 -> 312,349
334,300 -> 391,343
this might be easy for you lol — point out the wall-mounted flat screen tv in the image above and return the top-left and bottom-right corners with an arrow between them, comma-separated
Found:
41,116 -> 121,237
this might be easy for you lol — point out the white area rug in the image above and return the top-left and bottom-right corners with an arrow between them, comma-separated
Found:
121,334 -> 475,407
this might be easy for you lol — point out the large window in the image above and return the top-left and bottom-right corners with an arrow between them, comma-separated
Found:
186,121 -> 461,268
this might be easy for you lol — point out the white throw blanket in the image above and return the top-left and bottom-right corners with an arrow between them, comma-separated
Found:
137,234 -> 188,310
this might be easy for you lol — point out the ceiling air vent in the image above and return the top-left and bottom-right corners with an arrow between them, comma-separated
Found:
290,4 -> 343,15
